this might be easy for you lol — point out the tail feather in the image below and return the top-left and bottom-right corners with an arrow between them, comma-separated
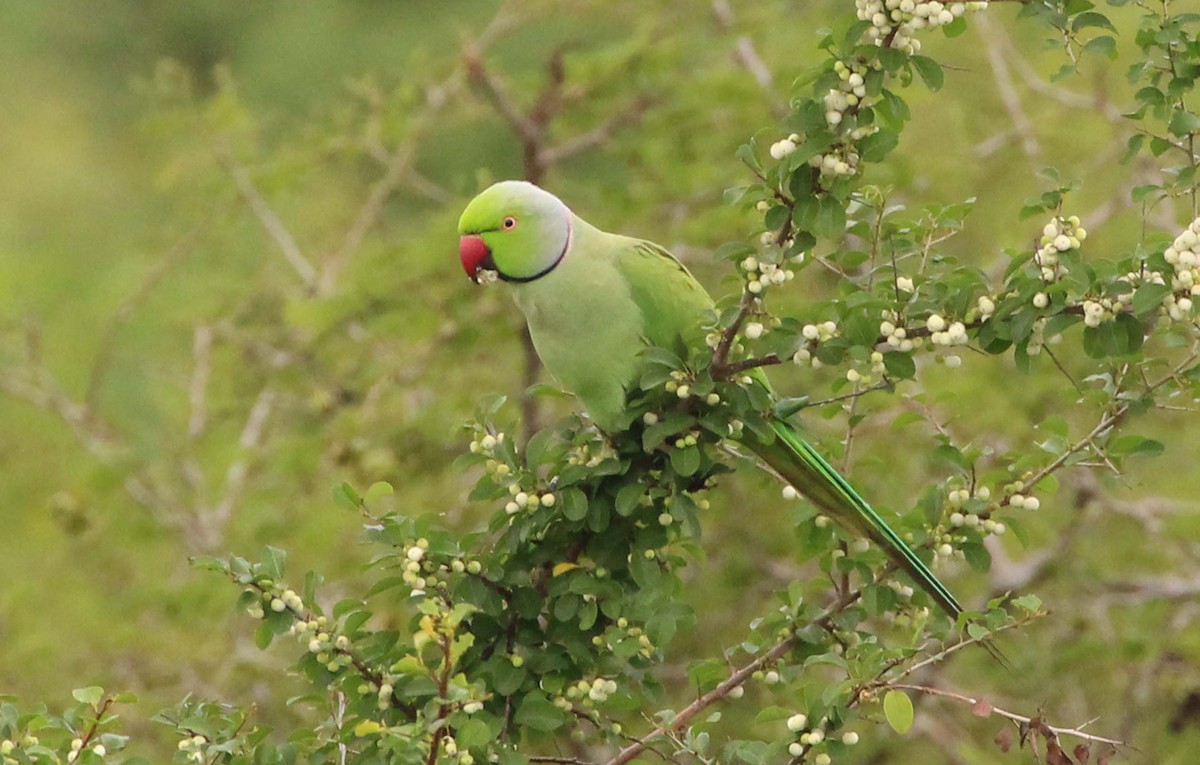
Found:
747,418 -> 964,621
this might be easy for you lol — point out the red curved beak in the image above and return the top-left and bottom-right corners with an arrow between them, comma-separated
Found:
460,235 -> 492,283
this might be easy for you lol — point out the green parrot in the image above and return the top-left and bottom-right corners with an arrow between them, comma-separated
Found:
458,180 -> 965,622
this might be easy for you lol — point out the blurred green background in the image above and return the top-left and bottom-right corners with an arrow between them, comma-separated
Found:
1,1 -> 1197,761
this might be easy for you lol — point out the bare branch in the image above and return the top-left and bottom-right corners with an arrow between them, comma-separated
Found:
606,588 -> 865,765
189,325 -> 213,439
537,97 -> 654,166
217,143 -> 317,288
206,385 -> 277,546
464,48 -> 540,145
86,227 -> 205,410
888,683 -> 1128,748
711,0 -> 787,115
975,15 -> 1040,160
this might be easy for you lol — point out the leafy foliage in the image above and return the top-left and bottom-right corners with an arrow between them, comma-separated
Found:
2,0 -> 1200,764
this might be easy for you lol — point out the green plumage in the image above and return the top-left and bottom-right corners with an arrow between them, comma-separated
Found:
459,181 -> 965,622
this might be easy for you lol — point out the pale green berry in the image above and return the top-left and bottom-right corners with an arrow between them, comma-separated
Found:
843,731 -> 860,745
787,713 -> 808,731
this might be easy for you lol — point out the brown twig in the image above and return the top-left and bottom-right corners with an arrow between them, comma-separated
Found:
216,142 -> 317,289
888,683 -> 1128,749
605,587 -> 865,765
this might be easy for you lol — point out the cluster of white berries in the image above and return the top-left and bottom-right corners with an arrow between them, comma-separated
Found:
248,581 -> 303,619
857,0 -> 987,53
1,737 -> 39,765
1035,215 -> 1087,282
177,734 -> 210,763
439,735 -> 477,765
768,133 -> 801,161
469,431 -> 512,478
591,616 -> 657,658
792,321 -> 840,367
566,437 -> 615,468
66,738 -> 108,763
1152,216 -> 1200,322
887,579 -> 916,600
783,712 -> 857,759
403,538 -> 431,593
877,311 -> 915,353
288,613 -> 354,673
925,313 -> 968,347
1025,317 -> 1048,355
561,677 -> 620,706
846,351 -> 888,385
944,485 -> 1007,536
1081,296 -> 1122,328
504,484 -> 556,516
740,252 -> 798,294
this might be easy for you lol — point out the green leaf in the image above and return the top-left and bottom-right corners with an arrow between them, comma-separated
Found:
1012,594 -> 1043,612
261,546 -> 287,580
670,445 -> 702,476
960,542 -> 992,573
364,481 -> 393,503
909,56 -> 944,91
332,481 -> 360,511
883,351 -> 915,380
1083,35 -> 1118,60
1132,283 -> 1170,317
1109,434 -> 1165,458
883,690 -> 914,734
1169,110 -> 1200,138
513,693 -> 567,732
1072,11 -> 1116,33
456,718 -> 493,749
858,129 -> 899,163
736,142 -> 761,174
72,687 -> 104,707
812,195 -> 847,240
561,487 -> 588,522
615,482 -> 644,517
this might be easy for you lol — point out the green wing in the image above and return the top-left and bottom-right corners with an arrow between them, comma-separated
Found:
612,238 -> 714,356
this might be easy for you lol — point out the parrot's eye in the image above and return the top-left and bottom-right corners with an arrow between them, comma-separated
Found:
502,216 -> 518,230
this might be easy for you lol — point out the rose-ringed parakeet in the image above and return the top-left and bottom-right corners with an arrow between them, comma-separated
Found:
457,180 -> 966,622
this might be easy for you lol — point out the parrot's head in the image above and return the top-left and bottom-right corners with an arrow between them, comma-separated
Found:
458,181 -> 572,284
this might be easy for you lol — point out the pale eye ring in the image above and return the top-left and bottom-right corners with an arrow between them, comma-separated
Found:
502,216 -> 518,230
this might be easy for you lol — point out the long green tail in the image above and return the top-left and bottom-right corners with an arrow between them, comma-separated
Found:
746,417 -> 964,621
